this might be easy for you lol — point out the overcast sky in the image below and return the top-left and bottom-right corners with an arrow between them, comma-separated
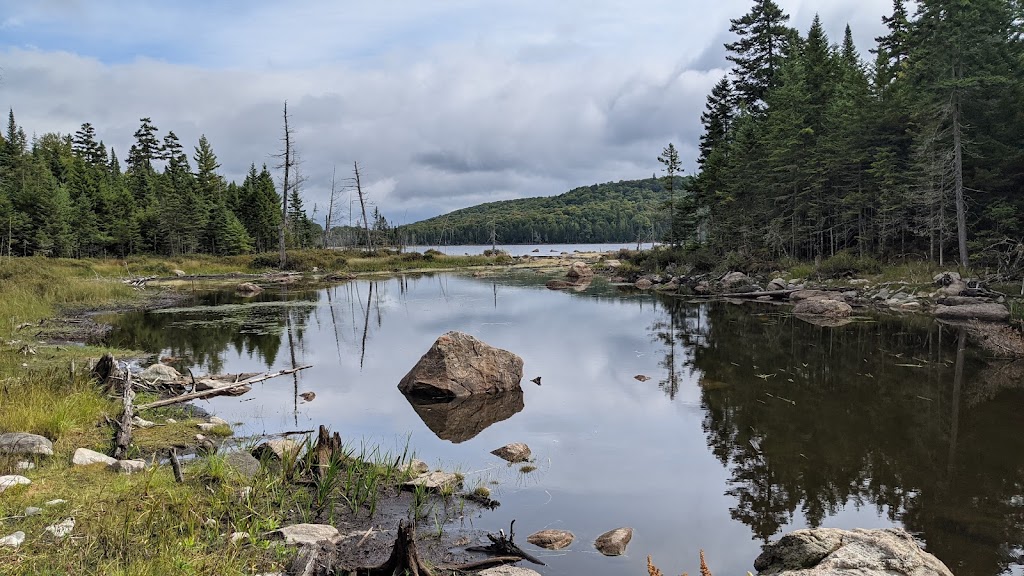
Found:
0,0 -> 895,223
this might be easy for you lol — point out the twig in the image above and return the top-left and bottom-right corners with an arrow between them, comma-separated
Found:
135,365 -> 312,411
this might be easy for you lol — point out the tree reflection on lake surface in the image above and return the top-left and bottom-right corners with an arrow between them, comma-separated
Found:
105,273 -> 1024,576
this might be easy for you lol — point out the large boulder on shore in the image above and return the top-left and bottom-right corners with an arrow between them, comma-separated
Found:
793,299 -> 853,318
140,364 -> 181,383
566,261 -> 594,279
398,332 -> 523,398
933,303 -> 1010,322
0,432 -> 53,457
790,290 -> 843,303
754,528 -> 952,576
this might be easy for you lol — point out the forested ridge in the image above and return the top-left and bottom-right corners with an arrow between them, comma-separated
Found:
399,177 -> 678,245
685,0 -> 1024,270
0,114 -> 321,258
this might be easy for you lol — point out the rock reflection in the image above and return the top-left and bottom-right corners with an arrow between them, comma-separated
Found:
403,388 -> 525,443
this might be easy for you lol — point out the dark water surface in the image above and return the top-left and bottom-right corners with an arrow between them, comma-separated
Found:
105,272 -> 1024,576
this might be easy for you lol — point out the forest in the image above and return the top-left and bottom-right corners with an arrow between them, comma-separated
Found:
398,178 -> 677,245
685,0 -> 1024,270
0,114 -> 323,258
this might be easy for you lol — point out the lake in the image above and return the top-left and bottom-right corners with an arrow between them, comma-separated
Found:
105,270 -> 1024,576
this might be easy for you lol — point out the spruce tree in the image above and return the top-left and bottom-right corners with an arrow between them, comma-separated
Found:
724,0 -> 794,111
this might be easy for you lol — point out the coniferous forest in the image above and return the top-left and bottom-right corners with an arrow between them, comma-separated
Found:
1,0 -> 1022,266
687,0 -> 1024,270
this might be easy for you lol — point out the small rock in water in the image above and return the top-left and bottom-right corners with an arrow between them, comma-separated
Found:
0,475 -> 31,493
0,531 -> 25,548
402,471 -> 462,493
595,527 -> 633,556
634,374 -> 651,382
530,376 -> 542,386
299,391 -> 316,402
527,529 -> 575,550
490,443 -> 532,463
208,416 -> 229,426
45,517 -> 75,539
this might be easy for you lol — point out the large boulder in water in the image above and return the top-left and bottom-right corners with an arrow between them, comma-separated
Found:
933,303 -> 1010,322
398,332 -> 523,398
566,261 -> 594,279
793,299 -> 853,318
754,528 -> 952,576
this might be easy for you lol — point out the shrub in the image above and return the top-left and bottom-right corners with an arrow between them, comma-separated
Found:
817,252 -> 882,279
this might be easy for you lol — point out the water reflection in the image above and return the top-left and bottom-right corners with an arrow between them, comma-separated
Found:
403,388 -> 525,443
103,275 -> 1024,576
652,297 -> 1024,576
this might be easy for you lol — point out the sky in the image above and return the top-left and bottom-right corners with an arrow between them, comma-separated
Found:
0,0 -> 895,224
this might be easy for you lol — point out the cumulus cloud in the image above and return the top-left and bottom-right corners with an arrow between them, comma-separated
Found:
0,0 -> 893,222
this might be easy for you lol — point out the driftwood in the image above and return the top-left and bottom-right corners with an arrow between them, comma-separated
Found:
465,520 -> 545,566
692,289 -> 797,300
168,448 -> 184,483
295,520 -> 437,576
135,365 -> 312,411
92,353 -> 118,390
112,370 -> 135,460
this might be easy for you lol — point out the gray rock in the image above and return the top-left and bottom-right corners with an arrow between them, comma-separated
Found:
197,422 -> 220,432
131,416 -> 156,428
252,438 -> 302,462
208,416 -> 229,426
594,527 -> 633,556
767,278 -> 787,291
0,432 -> 54,456
172,269 -> 187,277
229,531 -> 250,544
45,499 -> 66,507
721,271 -> 749,288
754,527 -> 952,576
398,332 -> 524,398
938,280 -> 966,297
16,461 -> 34,471
934,303 -> 1010,322
223,451 -> 261,479
407,459 -> 430,475
0,531 -> 25,548
790,290 -> 842,303
490,442 -> 532,463
44,517 -> 75,539
635,278 -> 653,290
793,299 -> 853,318
933,271 -> 962,285
267,523 -> 342,546
236,282 -> 264,296
140,364 -> 181,383
109,459 -> 147,474
72,447 -> 117,466
874,288 -> 891,300
566,261 -> 594,279
479,567 -> 543,576
24,506 -> 41,516
527,529 -> 574,550
0,475 -> 31,493
402,471 -> 462,493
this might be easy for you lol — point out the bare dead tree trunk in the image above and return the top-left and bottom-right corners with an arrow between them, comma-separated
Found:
112,370 -> 135,460
951,83 -> 969,270
279,101 -> 292,268
324,165 -> 337,249
354,162 -> 372,251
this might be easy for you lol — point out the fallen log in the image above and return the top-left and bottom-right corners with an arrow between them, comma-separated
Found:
466,520 -> 545,566
691,289 -> 798,300
112,370 -> 135,460
135,365 -> 312,411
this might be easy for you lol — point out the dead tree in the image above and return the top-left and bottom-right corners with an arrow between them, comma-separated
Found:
354,161 -> 372,252
112,370 -> 135,460
277,101 -> 296,268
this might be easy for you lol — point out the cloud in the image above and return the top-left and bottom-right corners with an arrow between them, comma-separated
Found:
0,0 -> 894,222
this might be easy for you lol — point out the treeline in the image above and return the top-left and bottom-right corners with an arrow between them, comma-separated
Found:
688,0 -> 1024,268
0,113 -> 321,257
399,178 -> 677,245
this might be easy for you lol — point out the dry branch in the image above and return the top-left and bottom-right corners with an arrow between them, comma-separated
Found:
112,370 -> 135,460
135,365 -> 312,411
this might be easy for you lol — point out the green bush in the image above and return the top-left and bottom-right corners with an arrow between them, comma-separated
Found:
817,252 -> 882,278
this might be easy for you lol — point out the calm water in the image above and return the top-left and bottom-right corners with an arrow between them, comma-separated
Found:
406,242 -> 658,257
105,272 -> 1024,576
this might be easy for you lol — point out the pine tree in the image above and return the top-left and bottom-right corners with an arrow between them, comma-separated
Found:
725,0 -> 794,111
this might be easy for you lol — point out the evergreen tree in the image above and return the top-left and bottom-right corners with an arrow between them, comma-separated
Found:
725,0 -> 794,111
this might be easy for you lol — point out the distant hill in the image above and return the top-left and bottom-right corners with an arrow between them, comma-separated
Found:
400,177 -> 686,245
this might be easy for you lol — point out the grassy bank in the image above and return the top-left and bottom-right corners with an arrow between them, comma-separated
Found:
0,250 -> 503,575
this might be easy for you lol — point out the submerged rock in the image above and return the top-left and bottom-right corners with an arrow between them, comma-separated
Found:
754,528 -> 952,576
0,432 -> 53,457
527,529 -> 575,550
398,331 -> 524,398
595,527 -> 633,556
790,290 -> 842,303
490,442 -> 531,463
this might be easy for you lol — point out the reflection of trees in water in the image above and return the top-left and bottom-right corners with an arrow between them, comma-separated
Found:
651,299 -> 1024,576
106,290 -> 321,373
